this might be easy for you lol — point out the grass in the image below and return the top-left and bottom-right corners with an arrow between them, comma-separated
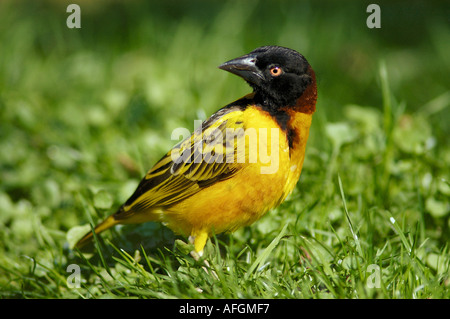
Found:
0,0 -> 449,299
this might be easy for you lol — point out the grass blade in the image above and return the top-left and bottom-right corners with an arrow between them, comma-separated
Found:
338,175 -> 363,257
245,223 -> 289,280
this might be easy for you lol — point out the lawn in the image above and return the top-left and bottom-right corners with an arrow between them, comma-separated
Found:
0,0 -> 449,300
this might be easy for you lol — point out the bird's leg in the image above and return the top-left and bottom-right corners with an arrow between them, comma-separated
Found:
189,233 -> 218,280
188,235 -> 204,261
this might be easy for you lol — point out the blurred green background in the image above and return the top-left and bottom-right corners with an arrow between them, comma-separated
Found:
0,0 -> 448,298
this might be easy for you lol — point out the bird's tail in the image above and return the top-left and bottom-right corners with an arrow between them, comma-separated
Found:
75,215 -> 119,249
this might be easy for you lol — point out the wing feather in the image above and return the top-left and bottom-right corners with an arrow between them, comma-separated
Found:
114,104 -> 248,220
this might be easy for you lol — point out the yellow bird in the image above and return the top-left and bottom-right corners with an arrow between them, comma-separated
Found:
75,46 -> 317,257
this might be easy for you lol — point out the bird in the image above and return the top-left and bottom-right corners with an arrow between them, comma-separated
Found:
75,45 -> 317,257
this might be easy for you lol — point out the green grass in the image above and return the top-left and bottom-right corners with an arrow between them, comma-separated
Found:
0,0 -> 449,299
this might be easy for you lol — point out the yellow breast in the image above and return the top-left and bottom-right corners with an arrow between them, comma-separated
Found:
280,110 -> 313,202
162,105 -> 312,237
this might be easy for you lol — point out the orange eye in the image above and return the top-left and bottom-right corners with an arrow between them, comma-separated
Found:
270,66 -> 283,77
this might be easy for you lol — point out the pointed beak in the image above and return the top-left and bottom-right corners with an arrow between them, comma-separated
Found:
218,53 -> 263,85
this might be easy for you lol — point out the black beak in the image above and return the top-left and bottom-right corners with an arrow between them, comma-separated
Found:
218,53 -> 264,86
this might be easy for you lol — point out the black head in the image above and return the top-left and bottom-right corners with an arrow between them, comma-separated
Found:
219,46 -> 314,109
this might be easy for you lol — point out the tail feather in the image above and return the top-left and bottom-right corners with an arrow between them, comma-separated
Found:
75,215 -> 119,249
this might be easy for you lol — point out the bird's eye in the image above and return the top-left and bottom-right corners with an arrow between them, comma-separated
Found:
269,66 -> 283,77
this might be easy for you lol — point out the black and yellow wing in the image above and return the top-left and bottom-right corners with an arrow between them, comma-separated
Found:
114,103 -> 249,221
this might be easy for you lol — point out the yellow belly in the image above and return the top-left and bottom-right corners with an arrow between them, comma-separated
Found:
160,106 -> 313,237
